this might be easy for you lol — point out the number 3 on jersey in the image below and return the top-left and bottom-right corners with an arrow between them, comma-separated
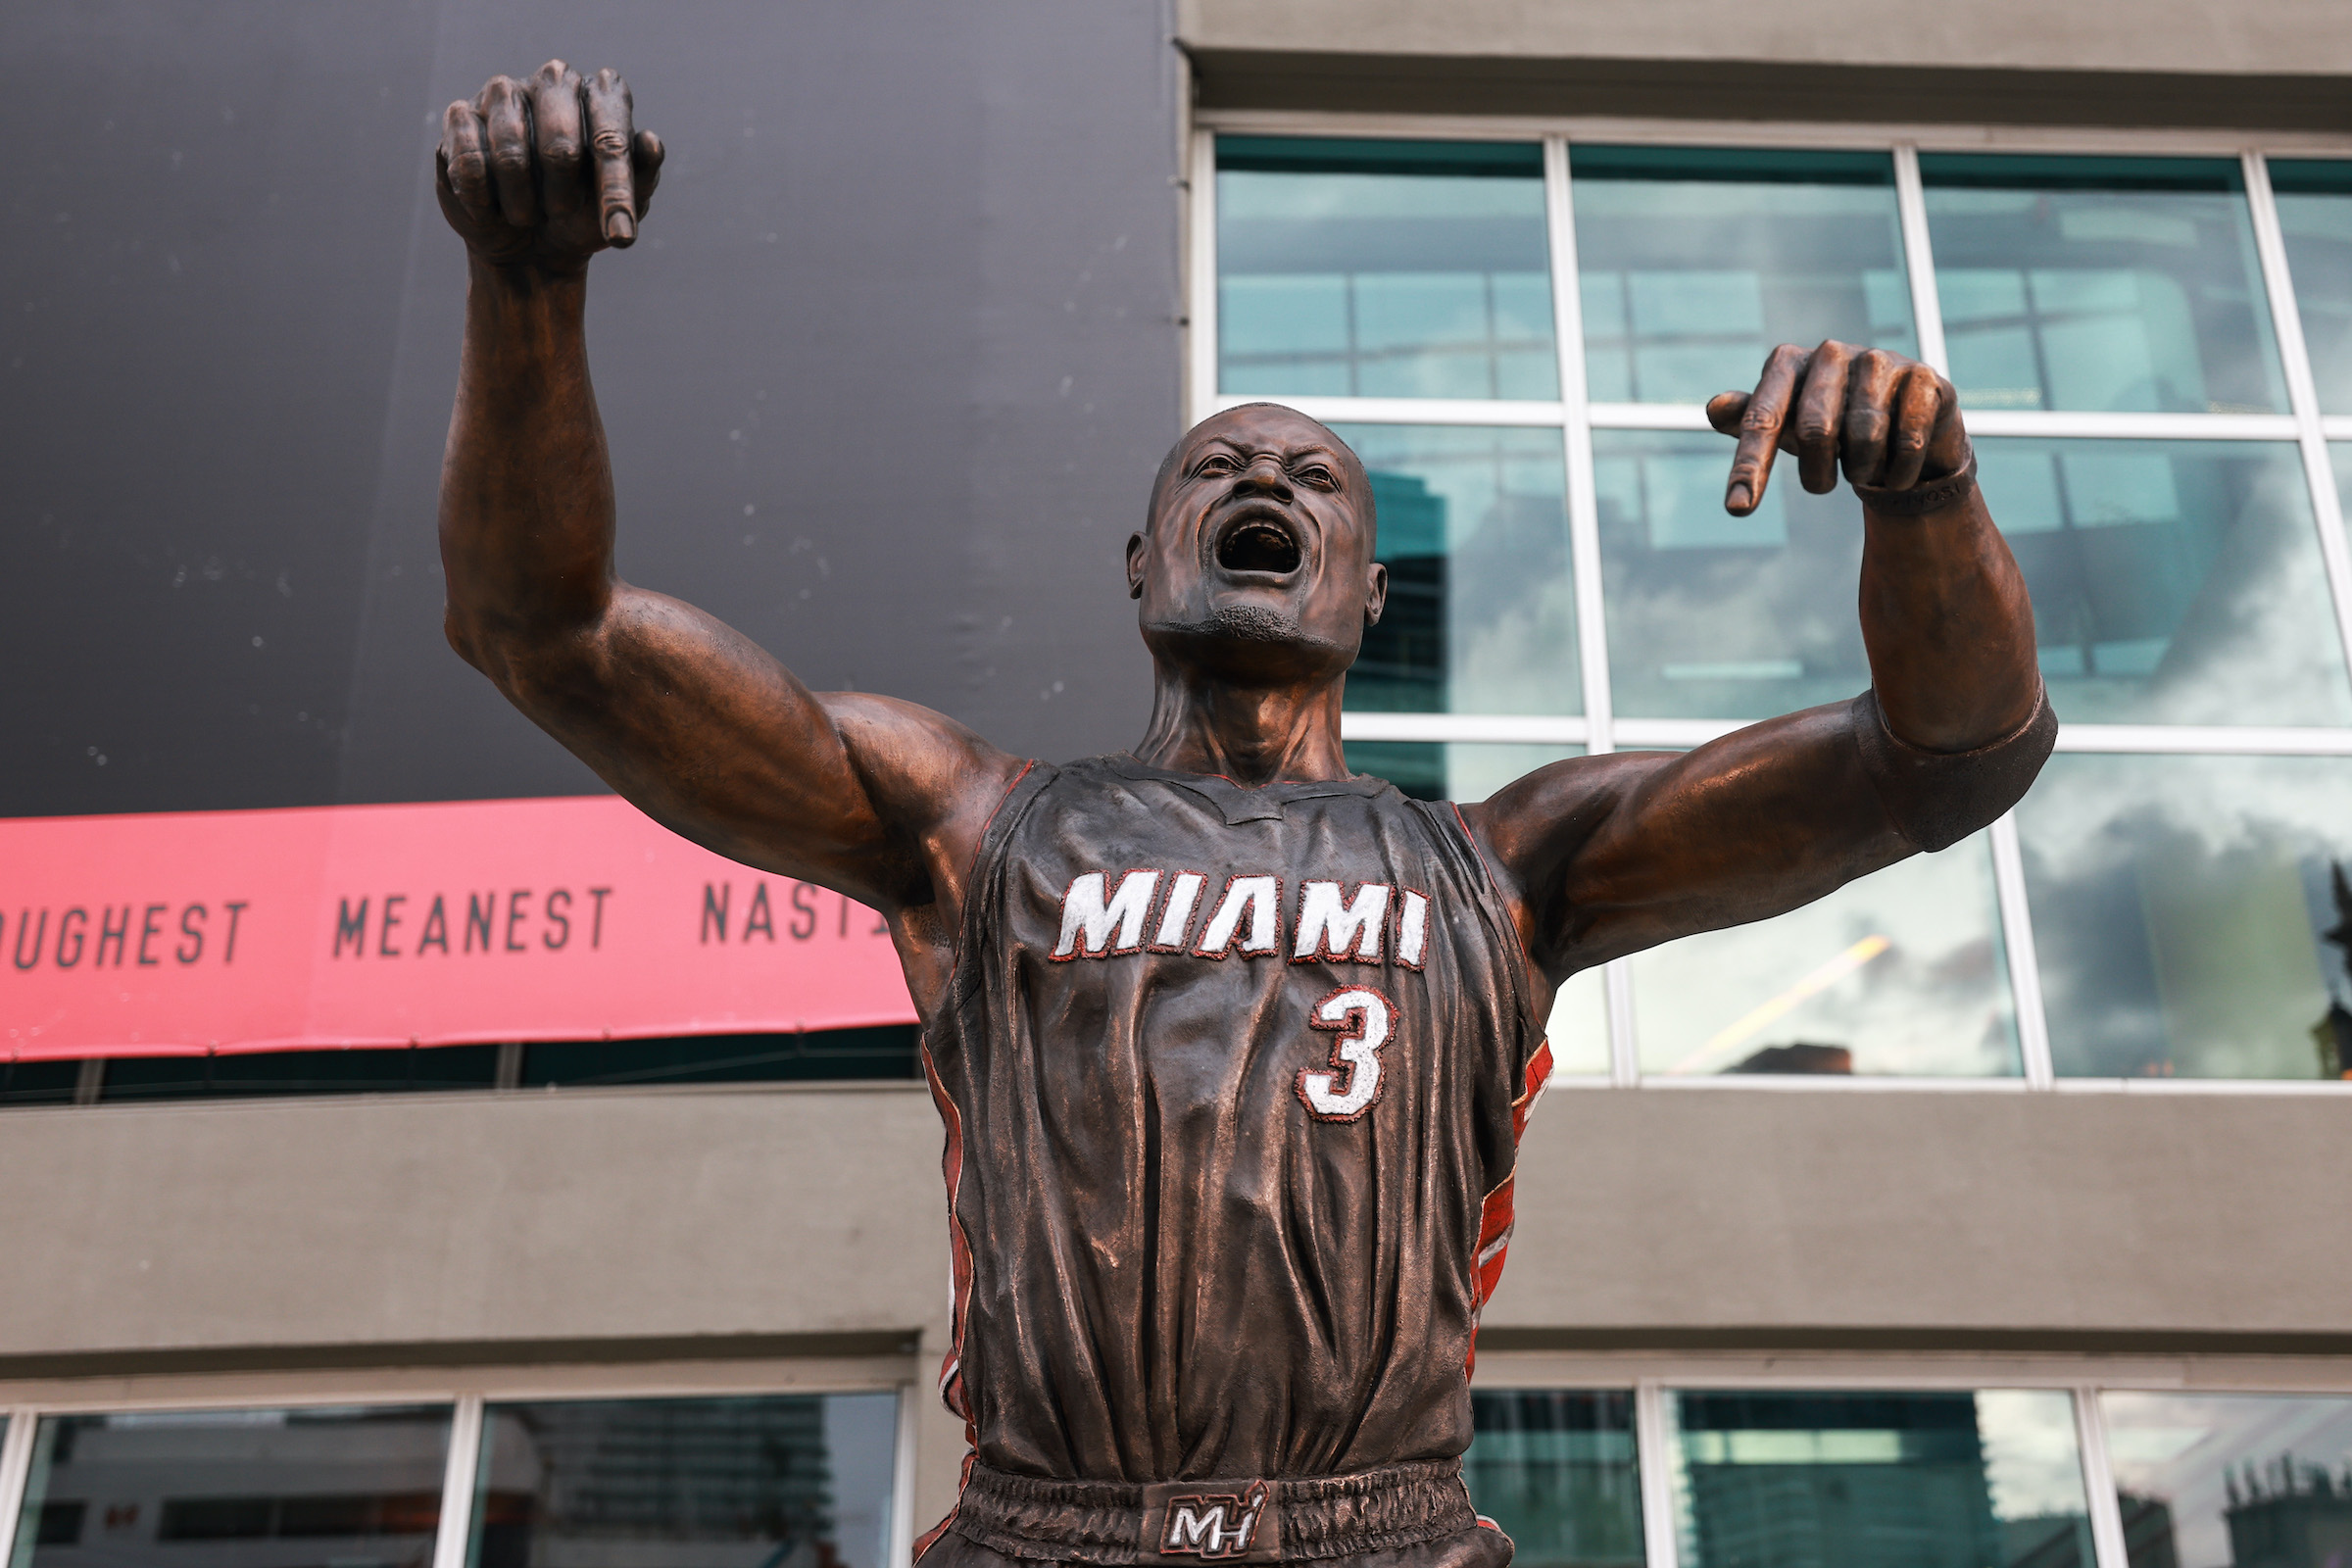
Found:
1297,986 -> 1396,1122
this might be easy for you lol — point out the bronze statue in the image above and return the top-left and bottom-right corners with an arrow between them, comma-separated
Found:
436,65 -> 2050,1568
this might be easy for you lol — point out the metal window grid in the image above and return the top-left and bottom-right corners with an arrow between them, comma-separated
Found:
1187,119 -> 2352,1099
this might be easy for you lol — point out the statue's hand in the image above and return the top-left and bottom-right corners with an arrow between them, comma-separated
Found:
1704,341 -> 1970,516
435,61 -> 663,273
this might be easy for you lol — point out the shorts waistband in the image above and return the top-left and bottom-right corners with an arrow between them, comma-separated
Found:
949,1457 -> 1477,1564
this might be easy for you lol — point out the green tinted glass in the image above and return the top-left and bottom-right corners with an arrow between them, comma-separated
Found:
1218,137 -> 1555,400
1668,1390 -> 2093,1568
1921,154 -> 2286,415
1977,438 -> 2351,725
2273,160 -> 2352,416
1469,1390 -> 1646,1568
1332,423 -> 1581,715
1572,145 -> 1913,405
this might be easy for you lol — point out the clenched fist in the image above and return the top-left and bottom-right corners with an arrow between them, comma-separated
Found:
436,61 -> 664,272
1707,341 -> 1971,515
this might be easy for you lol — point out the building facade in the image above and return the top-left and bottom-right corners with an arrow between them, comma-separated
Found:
3,2 -> 2351,1566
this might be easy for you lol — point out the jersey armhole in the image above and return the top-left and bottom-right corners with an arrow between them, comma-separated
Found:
935,760 -> 1054,1009
1446,800 -> 1551,1066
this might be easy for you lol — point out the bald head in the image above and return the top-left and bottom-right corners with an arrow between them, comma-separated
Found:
1147,405 -> 1376,547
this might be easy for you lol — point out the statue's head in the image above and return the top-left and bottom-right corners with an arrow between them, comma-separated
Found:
1127,403 -> 1387,689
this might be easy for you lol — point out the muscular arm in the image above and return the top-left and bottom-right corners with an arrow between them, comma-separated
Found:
1470,342 -> 2049,983
434,63 -> 1020,948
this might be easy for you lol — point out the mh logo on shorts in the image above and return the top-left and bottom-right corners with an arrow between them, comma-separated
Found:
1159,1481 -> 1270,1559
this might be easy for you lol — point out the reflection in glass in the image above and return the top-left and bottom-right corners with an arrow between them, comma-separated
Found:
8,1404 -> 451,1568
2103,1392 -> 2352,1568
1921,154 -> 2286,415
1979,438 -> 2351,725
1593,427 -> 1869,721
2026,753 -> 2352,1082
1632,831 -> 2018,1078
1572,146 -> 1915,406
1341,741 -> 1608,1076
1469,1390 -> 1645,1568
2018,754 -> 2352,1080
470,1394 -> 898,1568
1668,1390 -> 2093,1568
1334,424 -> 1581,714
2273,161 -> 2352,416
1217,138 -> 1555,400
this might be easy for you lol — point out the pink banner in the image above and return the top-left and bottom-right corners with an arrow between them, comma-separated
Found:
0,797 -> 915,1060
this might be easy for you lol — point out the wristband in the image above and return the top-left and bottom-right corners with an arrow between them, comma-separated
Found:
1852,447 -> 1978,516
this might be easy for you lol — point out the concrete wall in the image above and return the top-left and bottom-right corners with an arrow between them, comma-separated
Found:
5,1083 -> 2350,1518
1178,0 -> 2352,128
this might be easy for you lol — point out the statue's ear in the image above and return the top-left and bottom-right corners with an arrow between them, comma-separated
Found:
1364,561 -> 1388,627
1125,532 -> 1147,600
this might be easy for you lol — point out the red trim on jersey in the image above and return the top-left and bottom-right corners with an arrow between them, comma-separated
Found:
1465,1038 -> 1553,1377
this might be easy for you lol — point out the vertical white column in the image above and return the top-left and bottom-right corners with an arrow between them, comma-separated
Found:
429,1395 -> 486,1568
0,1408 -> 39,1568
1544,138 -> 1642,1087
2074,1386 -> 2133,1568
1633,1382 -> 1682,1568
1187,129 -> 1220,429
890,1383 -> 922,1567
1988,814 -> 2057,1088
2244,151 -> 2352,682
1891,145 -> 1950,376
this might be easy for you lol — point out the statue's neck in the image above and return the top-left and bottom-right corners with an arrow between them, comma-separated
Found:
1130,668 -> 1351,786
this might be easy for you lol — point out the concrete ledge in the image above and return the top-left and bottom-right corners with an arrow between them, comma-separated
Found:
1188,50 -> 2352,132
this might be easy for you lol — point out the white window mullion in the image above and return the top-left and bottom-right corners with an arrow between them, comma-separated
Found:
1187,129 -> 1220,429
1987,812 -> 2056,1089
2074,1386 -> 2134,1568
2243,151 -> 2352,689
0,1406 -> 38,1567
1545,137 -> 1642,1088
1892,145 -> 1950,376
888,1382 -> 922,1568
429,1394 -> 487,1568
1633,1381 -> 1682,1568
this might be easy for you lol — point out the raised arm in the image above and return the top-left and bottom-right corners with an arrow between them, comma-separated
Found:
1469,342 -> 2052,982
432,63 -> 1021,959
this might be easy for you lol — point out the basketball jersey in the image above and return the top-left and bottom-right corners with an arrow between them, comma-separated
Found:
922,755 -> 1552,1485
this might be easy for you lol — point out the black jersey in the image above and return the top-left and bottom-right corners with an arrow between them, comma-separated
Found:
921,756 -> 1552,1494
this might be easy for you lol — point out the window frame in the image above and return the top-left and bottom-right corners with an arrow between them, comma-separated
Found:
0,1357 -> 920,1568
1189,112 -> 2352,1095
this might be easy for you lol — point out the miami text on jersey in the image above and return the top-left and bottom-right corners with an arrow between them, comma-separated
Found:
1050,870 -> 1429,968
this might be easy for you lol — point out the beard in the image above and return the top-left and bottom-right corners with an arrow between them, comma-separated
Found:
1142,602 -> 1353,684
1151,602 -> 1312,644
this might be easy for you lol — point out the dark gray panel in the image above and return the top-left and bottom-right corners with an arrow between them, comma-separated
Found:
0,1 -> 439,815
336,0 -> 1181,804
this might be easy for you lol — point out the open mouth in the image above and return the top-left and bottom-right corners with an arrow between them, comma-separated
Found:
1215,515 -> 1303,575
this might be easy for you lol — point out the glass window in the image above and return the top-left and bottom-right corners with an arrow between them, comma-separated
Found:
1979,437 -> 2352,726
1920,154 -> 2287,416
1468,1390 -> 1645,1568
2017,753 -> 2352,1080
2103,1391 -> 2352,1568
1572,146 -> 1915,406
1333,423 -> 1581,715
1592,427 -> 1870,721
1630,831 -> 2019,1078
1217,137 -> 1555,401
1667,1389 -> 2093,1568
470,1393 -> 899,1568
2273,160 -> 2352,416
7,1403 -> 452,1568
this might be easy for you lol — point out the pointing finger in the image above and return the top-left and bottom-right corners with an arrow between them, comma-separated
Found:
531,60 -> 587,217
480,75 -> 536,228
1725,344 -> 1808,515
584,68 -> 638,247
440,99 -> 497,225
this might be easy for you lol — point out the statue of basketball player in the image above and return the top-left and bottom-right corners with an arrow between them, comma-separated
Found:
436,66 -> 2050,1568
